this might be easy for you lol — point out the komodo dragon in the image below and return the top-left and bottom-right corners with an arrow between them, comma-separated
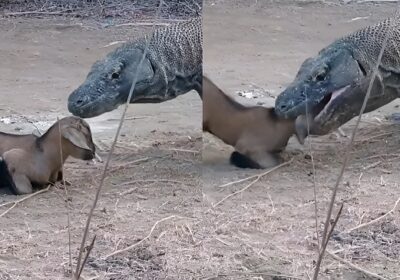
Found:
68,17 -> 202,118
274,13 -> 400,136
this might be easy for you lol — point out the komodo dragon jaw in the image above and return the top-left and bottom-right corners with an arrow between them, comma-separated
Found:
275,45 -> 366,121
306,71 -> 399,135
68,47 -> 155,118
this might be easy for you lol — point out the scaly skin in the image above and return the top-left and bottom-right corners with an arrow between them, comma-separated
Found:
68,17 -> 202,118
275,13 -> 400,135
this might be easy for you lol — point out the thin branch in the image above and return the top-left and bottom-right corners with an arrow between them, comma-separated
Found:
212,159 -> 293,208
326,250 -> 389,280
305,90 -> 320,249
74,1 -> 165,277
313,204 -> 344,279
0,186 -> 51,218
103,215 -> 177,259
5,10 -> 75,16
346,196 -> 400,233
324,203 -> 343,249
57,117 -> 73,276
202,272 -> 302,280
217,174 -> 261,189
113,22 -> 172,27
77,236 -> 97,279
313,10 -> 394,279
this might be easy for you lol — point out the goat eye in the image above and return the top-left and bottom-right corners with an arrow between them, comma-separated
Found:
111,72 -> 120,79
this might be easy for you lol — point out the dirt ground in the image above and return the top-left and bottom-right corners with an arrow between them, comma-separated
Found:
0,1 -> 399,279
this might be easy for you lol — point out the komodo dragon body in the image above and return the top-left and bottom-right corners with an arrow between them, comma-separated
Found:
68,17 -> 202,118
275,13 -> 400,136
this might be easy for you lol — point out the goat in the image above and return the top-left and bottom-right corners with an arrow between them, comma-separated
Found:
203,75 -> 307,169
0,116 -> 96,195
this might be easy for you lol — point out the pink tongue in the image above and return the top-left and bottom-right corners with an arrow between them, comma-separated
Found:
315,85 -> 351,122
331,85 -> 350,101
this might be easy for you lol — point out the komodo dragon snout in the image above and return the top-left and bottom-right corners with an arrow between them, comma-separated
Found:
68,48 -> 155,118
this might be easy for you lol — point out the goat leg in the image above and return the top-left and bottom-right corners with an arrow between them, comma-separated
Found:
12,173 -> 33,195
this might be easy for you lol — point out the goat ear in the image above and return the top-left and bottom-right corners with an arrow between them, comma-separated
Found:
62,127 -> 92,151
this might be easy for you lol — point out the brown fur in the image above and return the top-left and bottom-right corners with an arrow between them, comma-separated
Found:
0,116 -> 96,194
203,75 -> 306,169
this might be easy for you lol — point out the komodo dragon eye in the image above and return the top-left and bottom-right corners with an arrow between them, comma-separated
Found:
111,72 -> 120,79
314,71 -> 326,82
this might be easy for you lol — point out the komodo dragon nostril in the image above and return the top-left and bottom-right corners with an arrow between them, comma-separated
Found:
76,99 -> 84,106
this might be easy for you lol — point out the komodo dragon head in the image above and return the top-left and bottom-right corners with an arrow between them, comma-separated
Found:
274,44 -> 368,135
275,14 -> 400,136
68,44 -> 157,118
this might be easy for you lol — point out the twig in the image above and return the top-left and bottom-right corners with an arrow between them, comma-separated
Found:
108,157 -> 151,173
217,173 -> 266,189
112,19 -> 185,28
314,203 -> 344,276
119,179 -> 186,187
363,153 -> 400,160
363,160 -> 382,170
0,186 -> 51,218
5,10 -> 74,16
312,9 -> 394,280
167,148 -> 199,154
103,215 -> 177,259
346,196 -> 400,233
107,116 -> 149,121
305,93 -> 321,249
74,1 -> 165,277
112,157 -> 150,168
57,117 -> 73,276
212,159 -> 293,208
324,203 -> 343,249
76,236 -> 96,279
94,153 -> 103,163
119,187 -> 138,196
337,127 -> 347,137
355,0 -> 398,3
358,132 -> 393,142
326,250 -> 389,280
102,41 -> 127,48
114,22 -> 171,27
202,271 -> 302,280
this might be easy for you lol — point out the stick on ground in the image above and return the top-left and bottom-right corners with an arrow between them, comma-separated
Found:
326,250 -> 389,280
103,215 -> 178,259
346,196 -> 400,233
212,159 -> 293,208
0,186 -> 51,218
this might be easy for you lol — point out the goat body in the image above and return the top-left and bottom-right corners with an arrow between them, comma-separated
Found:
0,116 -> 96,195
203,75 -> 306,169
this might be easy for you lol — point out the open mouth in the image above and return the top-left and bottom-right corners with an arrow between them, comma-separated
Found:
312,85 -> 350,123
